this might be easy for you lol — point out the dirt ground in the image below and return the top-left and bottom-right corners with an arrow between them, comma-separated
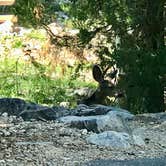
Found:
0,114 -> 166,166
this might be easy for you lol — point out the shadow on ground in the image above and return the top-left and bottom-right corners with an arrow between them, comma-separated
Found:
85,156 -> 166,166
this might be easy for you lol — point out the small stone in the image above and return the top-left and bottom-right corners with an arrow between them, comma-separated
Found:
132,135 -> 145,147
1,112 -> 8,117
81,129 -> 88,135
149,122 -> 155,125
4,152 -> 11,158
139,150 -> 146,154
0,160 -> 5,164
0,139 -> 6,143
60,102 -> 70,107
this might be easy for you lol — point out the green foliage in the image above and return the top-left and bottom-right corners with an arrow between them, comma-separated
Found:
9,0 -> 58,27
114,48 -> 166,113
0,56 -> 94,107
10,0 -> 42,27
9,0 -> 71,27
0,29 -> 96,108
68,0 -> 166,113
2,0 -> 165,113
26,30 -> 46,40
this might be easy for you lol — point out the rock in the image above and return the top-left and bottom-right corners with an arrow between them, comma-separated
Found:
0,98 -> 26,116
52,106 -> 70,118
1,112 -> 8,118
72,104 -> 112,116
86,131 -> 145,149
0,98 -> 70,121
19,105 -> 58,121
81,129 -> 88,135
0,21 -> 14,35
59,116 -> 99,132
132,135 -> 145,147
59,102 -> 70,108
97,109 -> 134,132
97,114 -> 127,132
86,131 -> 131,149
59,107 -> 134,133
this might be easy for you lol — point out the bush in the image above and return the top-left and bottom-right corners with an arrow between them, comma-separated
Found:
10,0 -> 62,27
114,48 -> 166,113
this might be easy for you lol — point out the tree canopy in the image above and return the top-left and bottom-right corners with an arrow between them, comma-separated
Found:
68,0 -> 166,113
5,0 -> 166,113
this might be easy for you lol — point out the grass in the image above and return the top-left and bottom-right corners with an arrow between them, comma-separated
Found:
0,56 -> 96,107
0,29 -> 96,108
26,29 -> 47,41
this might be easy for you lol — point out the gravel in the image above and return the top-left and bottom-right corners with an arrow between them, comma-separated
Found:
0,115 -> 166,166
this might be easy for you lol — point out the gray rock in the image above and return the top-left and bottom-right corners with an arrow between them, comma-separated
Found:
72,104 -> 112,116
86,131 -> 131,149
59,108 -> 134,133
97,109 -> 134,132
19,106 -> 57,121
0,98 -> 70,121
0,98 -> 26,116
59,116 -> 99,132
20,104 -> 70,121
132,135 -> 145,147
86,131 -> 145,149
73,108 -> 111,116
97,114 -> 127,132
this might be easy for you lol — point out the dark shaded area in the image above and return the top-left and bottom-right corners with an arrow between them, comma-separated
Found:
84,156 -> 166,166
0,98 -> 112,122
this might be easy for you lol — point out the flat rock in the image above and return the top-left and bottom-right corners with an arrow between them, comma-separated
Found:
59,115 -> 99,132
86,130 -> 145,148
59,109 -> 134,133
86,131 -> 132,149
0,98 -> 70,121
0,98 -> 26,116
72,104 -> 112,116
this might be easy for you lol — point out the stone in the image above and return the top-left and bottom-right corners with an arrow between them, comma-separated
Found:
97,109 -> 134,132
86,131 -> 131,149
59,107 -> 134,133
59,116 -> 99,132
0,98 -> 70,121
0,98 -> 26,116
132,135 -> 145,147
72,104 -> 112,116
86,130 -> 145,149
19,105 -> 58,121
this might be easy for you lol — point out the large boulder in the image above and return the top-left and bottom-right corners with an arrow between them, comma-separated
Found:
0,98 -> 26,116
0,98 -> 69,121
86,130 -> 145,149
86,131 -> 132,149
59,106 -> 134,133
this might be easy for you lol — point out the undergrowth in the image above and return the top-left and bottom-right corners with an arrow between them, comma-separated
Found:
0,56 -> 95,107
